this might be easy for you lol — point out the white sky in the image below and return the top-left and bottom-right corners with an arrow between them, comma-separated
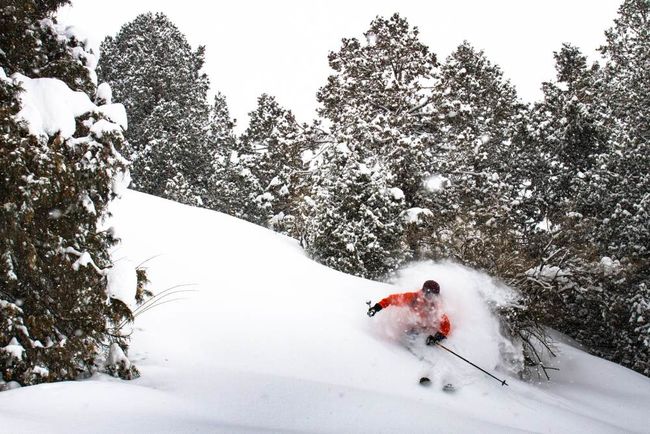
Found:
59,0 -> 621,131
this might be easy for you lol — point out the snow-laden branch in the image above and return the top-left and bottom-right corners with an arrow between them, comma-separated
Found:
61,247 -> 107,276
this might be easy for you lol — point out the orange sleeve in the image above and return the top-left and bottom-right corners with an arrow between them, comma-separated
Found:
378,292 -> 417,309
439,314 -> 451,336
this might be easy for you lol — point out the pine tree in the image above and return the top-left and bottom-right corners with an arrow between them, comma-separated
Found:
512,2 -> 650,376
208,92 -> 238,156
510,44 -> 614,373
1,1 -> 139,387
522,43 -> 608,272
97,12 -> 213,204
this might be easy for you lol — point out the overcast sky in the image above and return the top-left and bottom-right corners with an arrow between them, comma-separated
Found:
59,0 -> 621,131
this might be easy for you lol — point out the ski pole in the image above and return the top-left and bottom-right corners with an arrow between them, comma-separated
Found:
435,342 -> 508,386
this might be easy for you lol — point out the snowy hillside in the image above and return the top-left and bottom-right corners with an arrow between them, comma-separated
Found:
1,190 -> 649,433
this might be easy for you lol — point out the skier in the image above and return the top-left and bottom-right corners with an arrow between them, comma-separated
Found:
367,281 -> 508,389
367,280 -> 450,346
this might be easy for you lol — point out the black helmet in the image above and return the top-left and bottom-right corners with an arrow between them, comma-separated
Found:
422,280 -> 440,295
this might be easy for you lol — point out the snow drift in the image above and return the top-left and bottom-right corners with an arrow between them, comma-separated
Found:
0,190 -> 649,433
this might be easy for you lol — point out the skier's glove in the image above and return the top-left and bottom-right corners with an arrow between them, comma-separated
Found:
426,332 -> 446,346
367,303 -> 383,317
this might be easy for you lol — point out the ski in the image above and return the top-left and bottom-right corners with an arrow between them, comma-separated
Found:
442,383 -> 456,392
419,377 -> 456,392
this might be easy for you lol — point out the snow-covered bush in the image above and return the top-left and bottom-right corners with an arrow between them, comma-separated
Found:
0,2 -> 140,387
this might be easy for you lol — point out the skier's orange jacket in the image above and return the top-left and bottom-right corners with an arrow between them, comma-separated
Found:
378,291 -> 451,336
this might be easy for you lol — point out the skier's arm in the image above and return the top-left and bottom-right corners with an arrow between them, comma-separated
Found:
368,292 -> 416,317
426,314 -> 451,345
439,314 -> 451,336
378,292 -> 417,309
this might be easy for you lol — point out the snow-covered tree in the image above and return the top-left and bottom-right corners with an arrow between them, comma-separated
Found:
97,12 -> 213,204
305,145 -> 407,280
417,41 -> 527,270
520,43 -> 608,274
527,44 -> 607,228
515,44 -> 610,339
205,93 -> 317,233
204,92 -> 247,214
595,0 -> 650,263
593,0 -> 650,374
135,98 -> 210,206
317,13 -> 438,206
208,92 -> 238,155
305,14 -> 437,278
1,1 -> 139,388
238,94 -> 302,227
511,2 -> 650,376
0,0 -> 95,95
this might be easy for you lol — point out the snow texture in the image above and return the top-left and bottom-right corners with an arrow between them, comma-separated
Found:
13,74 -> 95,138
404,207 -> 433,224
96,82 -> 112,104
424,174 -> 450,192
106,258 -> 138,310
2,338 -> 25,360
107,343 -> 131,369
71,251 -> 94,271
90,119 -> 122,138
12,74 -> 127,139
0,190 -> 649,433
80,193 -> 96,215
388,187 -> 405,200
96,104 -> 128,130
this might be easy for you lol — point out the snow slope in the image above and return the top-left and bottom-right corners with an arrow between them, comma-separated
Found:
1,190 -> 649,433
